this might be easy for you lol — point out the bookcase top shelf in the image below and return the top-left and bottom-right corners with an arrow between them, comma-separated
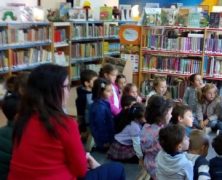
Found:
71,37 -> 104,42
142,70 -> 192,77
9,41 -> 51,49
71,56 -> 103,64
7,22 -> 50,26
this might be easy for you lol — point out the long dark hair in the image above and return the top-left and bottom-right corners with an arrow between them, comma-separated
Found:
92,78 -> 111,100
13,64 -> 68,145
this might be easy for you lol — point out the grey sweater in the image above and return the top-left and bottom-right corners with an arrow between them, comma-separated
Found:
183,87 -> 198,114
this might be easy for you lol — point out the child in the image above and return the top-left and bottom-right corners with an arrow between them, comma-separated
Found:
108,103 -> 145,163
196,83 -> 222,132
156,124 -> 193,180
146,77 -> 169,105
186,130 -> 210,180
123,83 -> 142,103
171,104 -> 194,136
100,63 -> 121,116
89,78 -> 114,151
114,95 -> 137,133
115,74 -> 126,95
76,69 -> 98,133
0,94 -> 19,180
183,73 -> 204,121
141,95 -> 173,180
210,134 -> 222,179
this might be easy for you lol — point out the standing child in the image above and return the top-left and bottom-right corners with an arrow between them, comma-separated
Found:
115,74 -> 126,95
183,73 -> 204,120
186,130 -> 210,180
196,83 -> 222,132
209,134 -> 222,180
76,69 -> 98,133
171,104 -> 194,136
156,124 -> 193,180
146,77 -> 169,105
100,64 -> 121,116
108,103 -> 145,163
141,95 -> 173,180
89,78 -> 114,151
123,83 -> 142,103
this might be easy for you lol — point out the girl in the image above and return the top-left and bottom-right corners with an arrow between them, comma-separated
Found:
100,63 -> 121,116
9,64 -> 125,180
89,78 -> 114,151
141,95 -> 173,180
171,103 -> 194,136
123,83 -> 142,103
146,77 -> 169,104
115,74 -> 126,95
183,73 -> 204,119
108,103 -> 145,163
196,83 -> 222,132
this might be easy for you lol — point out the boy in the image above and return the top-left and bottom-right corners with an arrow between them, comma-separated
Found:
156,124 -> 193,180
76,69 -> 97,134
209,134 -> 222,180
186,130 -> 210,180
0,94 -> 19,180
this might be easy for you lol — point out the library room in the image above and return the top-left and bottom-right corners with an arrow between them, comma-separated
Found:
0,0 -> 222,179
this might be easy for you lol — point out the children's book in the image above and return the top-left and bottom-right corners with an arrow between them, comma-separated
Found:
100,6 -> 113,21
175,8 -> 189,26
142,8 -> 161,26
161,8 -> 177,26
209,12 -> 222,28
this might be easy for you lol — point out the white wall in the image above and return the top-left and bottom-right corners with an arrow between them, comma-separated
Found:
1,0 -> 37,6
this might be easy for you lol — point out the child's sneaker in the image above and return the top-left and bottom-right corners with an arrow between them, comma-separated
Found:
204,127 -> 212,134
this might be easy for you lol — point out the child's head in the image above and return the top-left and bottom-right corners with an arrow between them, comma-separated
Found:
128,102 -> 145,123
146,95 -> 173,125
153,77 -> 167,96
198,83 -> 218,103
189,73 -> 203,89
2,94 -> 19,121
171,104 -> 193,127
159,124 -> 187,154
5,75 -> 17,94
189,130 -> 209,157
92,78 -> 112,100
212,134 -> 222,156
99,63 -> 118,84
15,72 -> 30,97
121,95 -> 137,109
116,74 -> 126,91
80,69 -> 98,90
123,83 -> 138,98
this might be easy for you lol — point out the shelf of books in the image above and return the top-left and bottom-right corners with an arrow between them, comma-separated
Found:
0,22 -> 52,75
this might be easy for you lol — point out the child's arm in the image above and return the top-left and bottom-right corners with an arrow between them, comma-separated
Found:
196,103 -> 204,127
183,87 -> 190,105
132,136 -> 143,159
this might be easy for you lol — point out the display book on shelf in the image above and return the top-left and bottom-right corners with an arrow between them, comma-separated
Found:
69,20 -> 137,81
0,21 -> 52,75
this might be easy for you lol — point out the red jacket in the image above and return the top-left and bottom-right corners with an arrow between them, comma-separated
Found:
8,114 -> 87,180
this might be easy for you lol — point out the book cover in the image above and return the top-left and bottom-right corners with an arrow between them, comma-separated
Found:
175,8 -> 189,27
209,12 -> 221,28
161,8 -> 177,26
100,6 -> 113,21
142,8 -> 161,26
188,12 -> 200,27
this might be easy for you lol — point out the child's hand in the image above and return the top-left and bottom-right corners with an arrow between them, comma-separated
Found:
86,153 -> 100,169
200,120 -> 205,129
204,119 -> 209,126
139,158 -> 144,168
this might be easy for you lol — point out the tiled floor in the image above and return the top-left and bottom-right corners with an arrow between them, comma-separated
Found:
0,87 -> 217,180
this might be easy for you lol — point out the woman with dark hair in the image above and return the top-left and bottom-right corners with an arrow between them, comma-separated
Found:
8,64 -> 125,180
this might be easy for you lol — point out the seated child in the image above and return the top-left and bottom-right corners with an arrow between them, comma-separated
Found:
0,94 -> 19,180
114,95 -> 137,133
108,103 -> 145,163
141,95 -> 173,180
146,77 -> 170,105
183,73 -> 204,120
209,134 -> 222,180
186,130 -> 210,180
115,74 -> 126,95
170,103 -> 194,137
76,69 -> 97,133
156,124 -> 193,180
123,83 -> 142,103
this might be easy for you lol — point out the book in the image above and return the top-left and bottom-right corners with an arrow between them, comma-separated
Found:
142,8 -> 161,26
100,6 -> 113,21
161,8 -> 177,26
209,12 -> 222,28
188,12 -> 200,27
175,8 -> 189,26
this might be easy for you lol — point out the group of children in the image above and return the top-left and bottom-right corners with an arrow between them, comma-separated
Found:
76,63 -> 222,180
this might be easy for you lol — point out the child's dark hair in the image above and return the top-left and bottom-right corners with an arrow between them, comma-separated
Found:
2,94 -> 19,121
189,73 -> 200,84
171,103 -> 192,124
5,75 -> 17,94
189,129 -> 209,151
99,63 -> 117,78
212,134 -> 222,155
146,95 -> 173,125
121,95 -> 136,109
159,124 -> 185,154
80,69 -> 97,87
123,83 -> 136,96
92,78 -> 111,100
128,103 -> 145,121
116,74 -> 126,83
